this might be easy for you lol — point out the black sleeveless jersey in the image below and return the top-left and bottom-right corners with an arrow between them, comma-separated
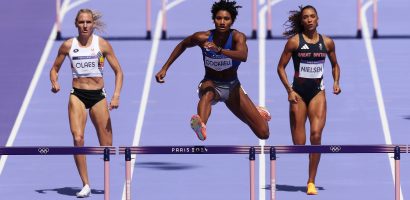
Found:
291,33 -> 327,91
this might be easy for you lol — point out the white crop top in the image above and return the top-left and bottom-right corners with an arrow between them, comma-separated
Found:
69,35 -> 104,78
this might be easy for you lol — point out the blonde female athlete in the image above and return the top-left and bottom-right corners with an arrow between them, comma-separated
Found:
50,9 -> 123,198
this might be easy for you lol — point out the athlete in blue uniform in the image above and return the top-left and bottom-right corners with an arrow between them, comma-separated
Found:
50,9 -> 123,198
277,5 -> 341,195
155,0 -> 270,141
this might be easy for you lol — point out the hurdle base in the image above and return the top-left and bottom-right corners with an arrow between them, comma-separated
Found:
356,30 -> 362,39
251,30 -> 257,39
146,31 -> 151,40
266,30 -> 273,39
56,31 -> 62,41
161,30 -> 167,40
373,29 -> 378,39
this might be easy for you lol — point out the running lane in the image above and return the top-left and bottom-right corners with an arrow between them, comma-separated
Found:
372,0 -> 410,197
0,0 -> 55,146
131,1 -> 264,200
0,0 -> 152,199
264,0 -> 400,199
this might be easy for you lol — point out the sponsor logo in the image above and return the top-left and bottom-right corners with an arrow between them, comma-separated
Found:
301,44 -> 309,50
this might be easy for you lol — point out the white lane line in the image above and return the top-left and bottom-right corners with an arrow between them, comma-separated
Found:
361,0 -> 404,199
121,0 -> 186,199
258,1 -> 283,200
65,0 -> 90,12
0,0 -> 73,176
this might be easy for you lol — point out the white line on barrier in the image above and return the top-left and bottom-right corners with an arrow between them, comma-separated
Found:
361,0 -> 404,199
122,1 -> 186,199
0,0 -> 74,176
258,1 -> 283,200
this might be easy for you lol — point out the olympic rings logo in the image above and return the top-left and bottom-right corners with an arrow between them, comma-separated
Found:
329,146 -> 342,152
38,148 -> 50,155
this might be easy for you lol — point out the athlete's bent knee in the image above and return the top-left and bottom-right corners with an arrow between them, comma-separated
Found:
256,126 -> 270,140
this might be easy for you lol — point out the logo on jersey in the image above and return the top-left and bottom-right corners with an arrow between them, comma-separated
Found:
301,44 -> 309,50
319,43 -> 323,50
73,49 -> 79,53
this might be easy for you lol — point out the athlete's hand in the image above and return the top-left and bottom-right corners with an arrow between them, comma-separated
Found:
51,82 -> 60,93
155,69 -> 167,83
109,96 -> 120,110
203,41 -> 220,52
288,91 -> 299,104
333,83 -> 341,95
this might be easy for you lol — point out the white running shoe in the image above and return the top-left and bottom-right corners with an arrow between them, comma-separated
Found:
76,184 -> 91,198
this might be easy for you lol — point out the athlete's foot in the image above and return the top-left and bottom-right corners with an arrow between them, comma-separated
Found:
190,115 -> 207,141
76,184 -> 91,198
306,182 -> 318,195
256,106 -> 271,122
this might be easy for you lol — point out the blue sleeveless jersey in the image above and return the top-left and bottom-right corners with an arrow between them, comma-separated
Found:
200,29 -> 241,72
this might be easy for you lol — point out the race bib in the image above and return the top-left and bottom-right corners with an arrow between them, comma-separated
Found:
299,62 -> 324,78
72,56 -> 99,75
204,56 -> 233,71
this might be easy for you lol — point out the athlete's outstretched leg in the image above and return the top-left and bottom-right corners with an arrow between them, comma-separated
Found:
191,80 -> 218,140
68,95 -> 90,197
306,91 -> 326,195
225,85 -> 269,139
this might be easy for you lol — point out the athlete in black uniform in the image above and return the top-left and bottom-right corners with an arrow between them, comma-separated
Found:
277,5 -> 341,195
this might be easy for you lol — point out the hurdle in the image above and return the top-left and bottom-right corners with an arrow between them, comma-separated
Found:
264,0 -> 366,39
159,1 -> 259,40
0,146 -> 116,200
264,145 -> 407,200
119,145 -> 261,200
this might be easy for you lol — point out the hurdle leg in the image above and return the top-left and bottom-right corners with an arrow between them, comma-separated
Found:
266,0 -> 273,39
125,148 -> 132,200
372,0 -> 378,38
161,0 -> 167,40
249,147 -> 256,200
146,0 -> 151,39
104,148 -> 110,200
394,146 -> 400,200
356,0 -> 362,38
55,0 -> 62,40
270,147 -> 276,200
251,0 -> 257,39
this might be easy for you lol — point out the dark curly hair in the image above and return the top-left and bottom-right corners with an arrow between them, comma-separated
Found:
211,0 -> 242,23
283,5 -> 318,37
